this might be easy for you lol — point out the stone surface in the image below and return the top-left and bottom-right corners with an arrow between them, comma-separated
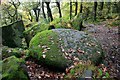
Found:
29,29 -> 104,71
2,20 -> 25,48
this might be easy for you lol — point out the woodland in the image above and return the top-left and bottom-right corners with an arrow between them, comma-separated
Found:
0,0 -> 120,79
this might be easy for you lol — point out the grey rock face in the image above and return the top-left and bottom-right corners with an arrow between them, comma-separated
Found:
2,20 -> 25,48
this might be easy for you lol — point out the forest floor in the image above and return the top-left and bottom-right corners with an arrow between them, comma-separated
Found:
26,20 -> 120,79
85,20 -> 119,78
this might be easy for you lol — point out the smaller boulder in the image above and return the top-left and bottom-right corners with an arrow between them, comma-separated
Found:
2,56 -> 30,80
2,20 -> 25,48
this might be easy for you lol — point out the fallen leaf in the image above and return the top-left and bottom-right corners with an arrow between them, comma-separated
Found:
42,54 -> 46,58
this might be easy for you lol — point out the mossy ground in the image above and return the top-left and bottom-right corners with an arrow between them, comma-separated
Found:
2,56 -> 29,80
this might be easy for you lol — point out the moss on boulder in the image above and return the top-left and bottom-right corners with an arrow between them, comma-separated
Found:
2,56 -> 29,80
29,29 -> 104,71
29,30 -> 72,71
2,46 -> 22,59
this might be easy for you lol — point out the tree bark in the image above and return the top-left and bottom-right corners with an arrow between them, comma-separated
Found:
56,2 -> 62,18
28,11 -> 33,22
70,1 -> 72,19
42,2 -> 46,19
33,8 -> 40,22
74,1 -> 78,16
45,2 -> 53,22
100,1 -> 104,11
79,0 -> 83,31
80,2 -> 83,13
99,1 -> 104,16
93,2 -> 97,21
107,2 -> 111,14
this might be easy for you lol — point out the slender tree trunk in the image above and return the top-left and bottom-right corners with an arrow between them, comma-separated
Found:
56,2 -> 62,18
99,1 -> 104,16
100,1 -> 104,11
42,2 -> 46,19
79,0 -> 83,31
45,2 -> 53,22
28,11 -> 33,22
74,1 -> 78,16
107,2 -> 111,14
33,8 -> 40,22
93,2 -> 97,21
80,2 -> 83,13
70,1 -> 72,19
113,2 -> 119,13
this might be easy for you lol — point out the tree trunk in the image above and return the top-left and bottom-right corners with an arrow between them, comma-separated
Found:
56,2 -> 62,18
70,1 -> 72,19
33,8 -> 40,22
74,1 -> 78,16
100,1 -> 104,11
45,2 -> 53,22
42,2 -> 46,19
107,2 -> 111,14
28,11 -> 33,22
79,21 -> 83,31
113,2 -> 119,13
94,2 -> 97,21
99,1 -> 104,16
80,2 -> 83,13
79,0 -> 83,31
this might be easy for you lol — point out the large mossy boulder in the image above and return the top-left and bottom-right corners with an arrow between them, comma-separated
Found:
2,56 -> 29,80
2,20 -> 25,48
29,29 -> 104,71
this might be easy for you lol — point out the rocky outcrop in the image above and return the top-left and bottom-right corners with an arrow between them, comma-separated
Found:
2,20 -> 25,48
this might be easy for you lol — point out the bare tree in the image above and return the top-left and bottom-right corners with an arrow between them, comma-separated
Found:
99,0 -> 104,11
70,0 -> 72,19
45,2 -> 53,22
42,2 -> 46,19
32,0 -> 41,22
93,1 -> 97,21
80,1 -> 83,13
3,0 -> 21,22
74,0 -> 78,16
56,0 -> 62,18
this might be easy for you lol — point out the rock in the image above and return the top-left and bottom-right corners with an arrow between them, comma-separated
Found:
83,70 -> 92,78
29,29 -> 104,71
23,22 -> 49,47
1,20 -> 25,48
2,46 -> 24,59
2,56 -> 30,80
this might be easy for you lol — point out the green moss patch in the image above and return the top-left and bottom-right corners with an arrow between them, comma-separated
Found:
2,56 -> 29,80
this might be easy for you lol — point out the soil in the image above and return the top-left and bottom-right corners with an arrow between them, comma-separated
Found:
85,21 -> 120,78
